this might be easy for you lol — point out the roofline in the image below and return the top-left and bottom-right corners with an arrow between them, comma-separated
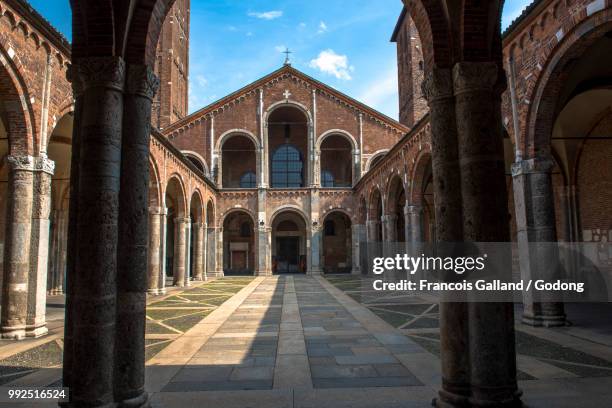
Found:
6,0 -> 71,56
354,112 -> 429,191
390,6 -> 407,43
163,64 -> 409,134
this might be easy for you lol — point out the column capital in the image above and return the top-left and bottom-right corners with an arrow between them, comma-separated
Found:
452,61 -> 505,95
126,64 -> 160,100
404,204 -> 423,215
7,155 -> 55,175
68,56 -> 126,96
174,217 -> 191,224
511,156 -> 555,177
422,67 -> 453,102
149,206 -> 164,215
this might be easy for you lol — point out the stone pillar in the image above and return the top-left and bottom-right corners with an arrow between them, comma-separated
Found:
48,209 -> 67,296
114,64 -> 159,407
148,207 -> 163,294
27,156 -> 54,338
1,155 -> 35,340
366,219 -> 380,242
405,204 -> 423,244
185,220 -> 192,286
512,157 -> 566,327
256,189 -> 271,276
159,208 -> 168,293
202,221 -> 208,281
194,222 -> 205,280
173,217 -> 188,286
207,226 -> 217,277
216,227 -> 224,277
309,224 -> 322,275
422,68 -> 470,407
64,56 -> 125,407
453,61 -> 520,407
351,224 -> 366,275
382,214 -> 397,242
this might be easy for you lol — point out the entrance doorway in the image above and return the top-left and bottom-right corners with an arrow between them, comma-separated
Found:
271,210 -> 307,274
276,236 -> 300,273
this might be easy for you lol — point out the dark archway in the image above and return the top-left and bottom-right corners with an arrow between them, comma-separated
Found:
322,211 -> 352,273
222,210 -> 255,275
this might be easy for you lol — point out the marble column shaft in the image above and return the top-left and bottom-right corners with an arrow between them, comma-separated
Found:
194,222 -> 205,280
422,67 -> 470,407
148,207 -> 163,294
453,61 -> 520,407
173,217 -> 188,286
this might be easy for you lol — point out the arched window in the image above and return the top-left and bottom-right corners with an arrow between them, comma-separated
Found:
321,170 -> 334,187
271,144 -> 303,188
239,171 -> 256,188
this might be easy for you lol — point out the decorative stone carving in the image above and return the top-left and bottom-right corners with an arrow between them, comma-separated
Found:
511,155 -> 555,176
452,61 -> 506,95
421,68 -> 453,102
126,65 -> 160,100
7,155 -> 55,175
68,56 -> 126,95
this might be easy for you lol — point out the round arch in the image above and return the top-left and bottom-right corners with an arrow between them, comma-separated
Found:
264,100 -> 313,125
216,129 -> 261,151
322,210 -> 353,274
182,150 -> 209,175
365,150 -> 389,172
316,129 -> 358,152
222,209 -> 256,275
270,207 -> 309,274
165,174 -> 187,217
525,11 -> 612,158
148,155 -> 162,208
217,130 -> 259,188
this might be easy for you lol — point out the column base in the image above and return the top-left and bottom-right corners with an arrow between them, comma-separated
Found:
434,387 -> 471,408
117,391 -> 150,408
351,267 -> 361,275
256,269 -> 272,277
307,269 -> 322,276
522,313 -> 567,327
158,288 -> 167,295
1,327 -> 27,340
25,324 -> 48,338
147,288 -> 160,295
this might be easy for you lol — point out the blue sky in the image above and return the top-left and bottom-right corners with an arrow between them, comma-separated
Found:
29,0 -> 532,120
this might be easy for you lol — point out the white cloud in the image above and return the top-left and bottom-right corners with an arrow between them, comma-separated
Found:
246,31 -> 253,37
357,65 -> 399,120
275,45 -> 286,53
309,49 -> 353,80
299,22 -> 307,29
317,21 -> 328,34
248,10 -> 283,20
195,75 -> 208,88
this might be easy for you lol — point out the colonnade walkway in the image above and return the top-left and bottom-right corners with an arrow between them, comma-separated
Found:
1,275 -> 612,407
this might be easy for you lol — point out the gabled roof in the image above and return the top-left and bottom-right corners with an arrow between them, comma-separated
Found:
162,64 -> 409,134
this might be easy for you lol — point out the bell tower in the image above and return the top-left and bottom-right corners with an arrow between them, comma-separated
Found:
153,0 -> 190,129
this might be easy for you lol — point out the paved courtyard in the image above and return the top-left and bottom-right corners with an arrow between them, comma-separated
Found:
1,275 -> 612,407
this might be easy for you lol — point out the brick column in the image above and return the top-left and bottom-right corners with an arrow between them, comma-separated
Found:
512,157 -> 566,327
114,64 -> 159,407
194,222 -> 205,281
423,68 -> 470,408
148,207 -> 163,294
1,155 -> 35,340
63,56 -> 125,407
173,217 -> 189,286
453,61 -> 520,407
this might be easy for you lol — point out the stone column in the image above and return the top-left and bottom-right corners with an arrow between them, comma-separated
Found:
453,61 -> 520,407
64,56 -> 125,407
202,221 -> 208,280
207,226 -> 217,277
405,204 -> 423,244
159,208 -> 168,293
148,207 -> 163,294
185,220 -> 192,286
256,189 -> 271,276
194,222 -> 205,280
366,219 -> 380,242
422,68 -> 470,407
114,64 -> 159,407
173,217 -> 188,286
27,156 -> 54,338
309,224 -> 322,275
1,155 -> 35,340
47,209 -> 61,295
351,224 -> 366,275
382,214 -> 397,242
512,157 -> 566,327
